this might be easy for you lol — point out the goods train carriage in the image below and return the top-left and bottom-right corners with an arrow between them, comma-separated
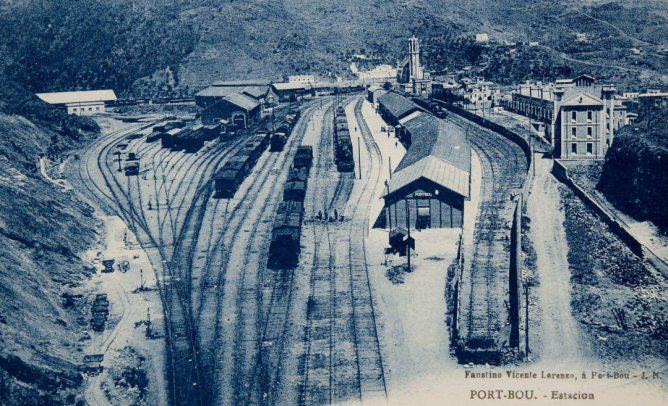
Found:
336,123 -> 348,132
214,156 -> 250,198
270,133 -> 287,152
162,128 -> 183,149
146,131 -> 163,143
202,124 -> 221,141
287,166 -> 309,183
293,146 -> 313,172
283,180 -> 307,202
267,200 -> 304,269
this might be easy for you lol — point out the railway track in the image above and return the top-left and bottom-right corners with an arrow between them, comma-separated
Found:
295,96 -> 388,405
76,118 -> 249,405
444,113 -> 526,351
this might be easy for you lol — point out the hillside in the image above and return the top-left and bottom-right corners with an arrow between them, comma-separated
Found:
2,0 -> 668,100
598,107 -> 668,232
0,113 -> 101,405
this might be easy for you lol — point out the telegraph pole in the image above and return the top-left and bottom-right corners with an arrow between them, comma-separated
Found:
405,197 -> 411,273
386,181 -> 392,229
388,156 -> 392,179
358,137 -> 362,180
525,284 -> 530,358
116,151 -> 123,172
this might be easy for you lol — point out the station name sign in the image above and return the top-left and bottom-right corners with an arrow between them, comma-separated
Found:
413,192 -> 432,198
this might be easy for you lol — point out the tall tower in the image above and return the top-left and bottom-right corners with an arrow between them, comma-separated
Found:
409,36 -> 422,81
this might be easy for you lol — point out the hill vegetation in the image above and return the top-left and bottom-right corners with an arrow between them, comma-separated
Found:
0,113 -> 100,405
598,107 -> 668,232
2,0 -> 668,100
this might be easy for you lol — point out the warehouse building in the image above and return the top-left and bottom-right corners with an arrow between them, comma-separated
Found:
376,112 -> 471,230
271,82 -> 313,102
36,89 -> 117,116
195,85 -> 276,111
201,93 -> 261,127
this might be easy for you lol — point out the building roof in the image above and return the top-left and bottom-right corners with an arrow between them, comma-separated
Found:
639,92 -> 668,98
195,86 -> 243,98
272,82 -> 308,91
377,92 -> 422,120
212,80 -> 270,87
386,114 -> 470,199
561,92 -> 604,107
36,90 -> 117,105
224,93 -> 260,111
241,86 -> 270,99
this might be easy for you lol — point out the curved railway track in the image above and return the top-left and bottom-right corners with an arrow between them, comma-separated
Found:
444,112 -> 527,348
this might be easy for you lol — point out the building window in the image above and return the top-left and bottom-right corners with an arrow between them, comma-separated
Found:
606,123 -> 610,133
73,108 -> 77,112
571,143 -> 578,155
89,108 -> 93,112
587,127 -> 592,138
571,111 -> 577,122
96,107 -> 100,111
571,127 -> 577,138
587,111 -> 593,122
587,143 -> 593,155
606,108 -> 610,119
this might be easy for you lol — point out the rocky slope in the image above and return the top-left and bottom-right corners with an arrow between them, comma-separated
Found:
0,112 -> 100,406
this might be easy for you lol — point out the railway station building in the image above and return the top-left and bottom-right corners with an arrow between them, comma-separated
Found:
376,112 -> 471,230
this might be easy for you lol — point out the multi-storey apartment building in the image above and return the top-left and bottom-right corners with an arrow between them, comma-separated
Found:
502,75 -> 618,160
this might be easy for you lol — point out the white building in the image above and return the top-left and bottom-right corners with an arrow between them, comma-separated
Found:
475,34 -> 489,43
351,64 -> 397,84
288,75 -> 315,84
36,90 -> 117,116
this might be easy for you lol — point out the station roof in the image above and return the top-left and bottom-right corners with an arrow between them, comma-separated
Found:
212,80 -> 271,87
224,93 -> 260,111
36,89 -> 117,105
242,86 -> 270,99
272,82 -> 308,91
196,86 -> 244,98
377,91 -> 423,120
385,114 -> 470,199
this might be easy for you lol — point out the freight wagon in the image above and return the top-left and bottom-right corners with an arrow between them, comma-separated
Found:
146,131 -> 163,143
293,146 -> 313,172
267,200 -> 304,269
287,166 -> 309,183
213,132 -> 270,198
283,180 -> 307,202
162,128 -> 183,149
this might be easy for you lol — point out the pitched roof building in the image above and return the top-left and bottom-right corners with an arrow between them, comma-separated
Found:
377,112 -> 471,230
35,89 -> 117,116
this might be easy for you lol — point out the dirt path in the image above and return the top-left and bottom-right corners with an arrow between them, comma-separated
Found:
527,156 -> 588,366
